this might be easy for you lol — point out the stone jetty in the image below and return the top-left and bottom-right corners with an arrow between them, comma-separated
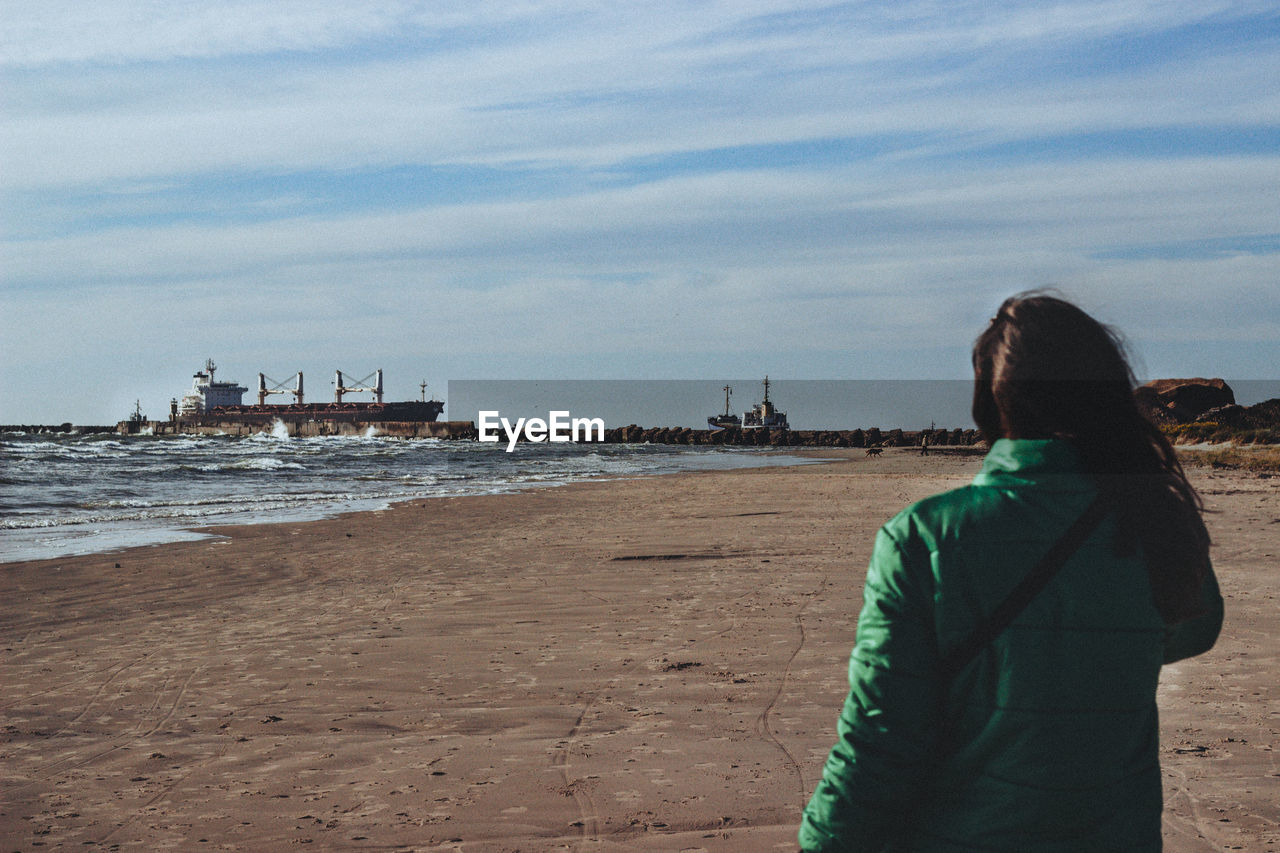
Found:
596,425 -> 982,448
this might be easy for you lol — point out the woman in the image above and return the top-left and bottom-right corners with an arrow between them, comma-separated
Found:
799,293 -> 1223,852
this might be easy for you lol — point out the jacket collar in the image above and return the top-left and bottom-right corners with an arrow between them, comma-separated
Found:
973,438 -> 1086,488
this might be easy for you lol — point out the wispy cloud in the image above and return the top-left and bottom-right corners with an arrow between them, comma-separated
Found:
2,1 -> 1278,420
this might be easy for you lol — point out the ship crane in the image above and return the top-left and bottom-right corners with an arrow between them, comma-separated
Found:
258,372 -> 304,406
334,369 -> 383,404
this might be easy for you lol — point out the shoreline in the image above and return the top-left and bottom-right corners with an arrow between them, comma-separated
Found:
1,442 -> 825,565
2,449 -> 1275,850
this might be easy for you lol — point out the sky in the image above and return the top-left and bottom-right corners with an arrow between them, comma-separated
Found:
2,1 -> 1278,424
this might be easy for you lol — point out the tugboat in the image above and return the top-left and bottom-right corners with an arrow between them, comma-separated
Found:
741,376 -> 789,429
118,400 -> 150,434
707,385 -> 742,431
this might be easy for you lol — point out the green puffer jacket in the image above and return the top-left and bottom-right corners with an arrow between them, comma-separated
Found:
799,439 -> 1223,852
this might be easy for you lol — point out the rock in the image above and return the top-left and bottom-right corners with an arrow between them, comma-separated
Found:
1135,378 -> 1235,424
1241,399 -> 1280,430
1196,404 -> 1246,427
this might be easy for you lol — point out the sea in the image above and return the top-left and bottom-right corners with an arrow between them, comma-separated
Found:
7,378 -> 1276,564
0,429 -> 812,563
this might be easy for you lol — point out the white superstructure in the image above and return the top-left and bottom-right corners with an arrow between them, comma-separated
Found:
177,359 -> 248,415
741,376 -> 789,429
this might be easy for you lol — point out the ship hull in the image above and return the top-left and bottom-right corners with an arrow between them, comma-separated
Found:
707,415 -> 742,431
120,400 -> 472,438
129,418 -> 473,439
202,400 -> 444,423
741,415 -> 789,429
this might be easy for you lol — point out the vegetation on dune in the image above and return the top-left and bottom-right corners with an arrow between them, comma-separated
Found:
1162,422 -> 1280,446
1176,445 -> 1280,473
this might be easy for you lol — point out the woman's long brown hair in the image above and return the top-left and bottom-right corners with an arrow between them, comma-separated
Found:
971,292 -> 1210,623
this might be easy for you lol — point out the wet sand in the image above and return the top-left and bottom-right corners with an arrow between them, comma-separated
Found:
1,449 -> 1276,851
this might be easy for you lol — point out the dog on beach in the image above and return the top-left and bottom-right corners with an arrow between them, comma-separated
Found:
865,446 -> 883,457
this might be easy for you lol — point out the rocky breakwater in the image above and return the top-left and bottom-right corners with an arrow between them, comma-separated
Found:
2,423 -> 115,434
599,425 -> 981,448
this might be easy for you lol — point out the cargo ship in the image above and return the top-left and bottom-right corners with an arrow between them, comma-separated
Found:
120,360 -> 472,438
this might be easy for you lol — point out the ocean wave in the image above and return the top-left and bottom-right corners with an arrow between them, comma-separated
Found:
2,493 -> 351,529
170,457 -> 310,473
2,481 -> 451,530
86,490 -> 341,511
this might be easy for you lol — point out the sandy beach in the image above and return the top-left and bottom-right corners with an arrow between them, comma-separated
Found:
2,449 -> 1276,851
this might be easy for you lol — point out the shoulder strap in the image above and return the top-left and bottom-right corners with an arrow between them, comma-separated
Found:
939,491 -> 1113,683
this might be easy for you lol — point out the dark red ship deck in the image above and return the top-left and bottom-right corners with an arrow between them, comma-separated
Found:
206,400 -> 444,422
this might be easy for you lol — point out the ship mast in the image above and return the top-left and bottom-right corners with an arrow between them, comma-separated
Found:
758,375 -> 774,418
722,384 -> 733,416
